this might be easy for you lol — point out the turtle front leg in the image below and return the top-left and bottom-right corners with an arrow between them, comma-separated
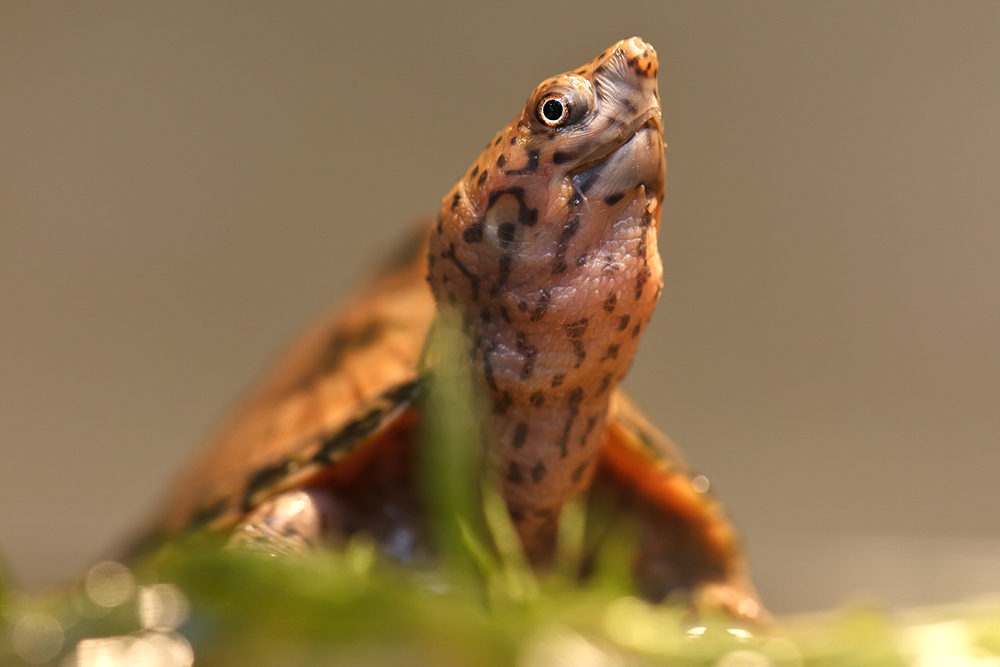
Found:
633,515 -> 767,623
227,489 -> 346,557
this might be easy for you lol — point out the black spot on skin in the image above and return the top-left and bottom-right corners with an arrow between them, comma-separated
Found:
637,224 -> 649,260
576,254 -> 587,267
552,212 -> 580,274
632,323 -> 642,338
572,340 -> 586,368
504,149 -> 539,175
510,136 -> 517,145
313,407 -> 384,465
490,254 -> 512,297
483,341 -> 498,391
571,461 -> 588,483
451,192 -> 461,210
581,415 -> 598,446
603,293 -> 618,313
552,151 -> 571,164
510,507 -> 525,522
604,192 -> 625,206
478,169 -> 488,186
530,290 -> 550,323
436,217 -> 443,234
623,99 -> 638,114
520,345 -> 537,379
598,372 -> 613,393
494,391 -> 512,415
618,315 -> 631,332
636,266 -> 652,299
557,387 -> 585,457
496,154 -> 506,168
463,219 -> 485,243
470,165 -> 479,178
442,243 -> 480,300
601,344 -> 620,361
551,374 -> 565,388
497,221 -> 516,248
494,135 -> 502,146
499,306 -> 511,324
507,462 -> 524,484
513,422 -> 528,448
487,187 -> 538,227
427,253 -> 436,270
565,318 -> 589,340
517,299 -> 529,311
480,307 -> 491,323
529,391 -> 545,407
531,462 -> 547,483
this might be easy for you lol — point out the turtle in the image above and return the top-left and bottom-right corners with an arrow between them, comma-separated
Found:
142,37 -> 764,621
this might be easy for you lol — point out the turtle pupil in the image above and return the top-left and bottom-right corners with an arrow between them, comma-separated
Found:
542,99 -> 564,123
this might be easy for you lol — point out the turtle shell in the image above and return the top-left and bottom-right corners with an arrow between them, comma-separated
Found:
144,227 -> 761,619
153,225 -> 436,537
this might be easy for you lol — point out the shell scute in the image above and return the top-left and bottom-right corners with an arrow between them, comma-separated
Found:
152,230 -> 435,534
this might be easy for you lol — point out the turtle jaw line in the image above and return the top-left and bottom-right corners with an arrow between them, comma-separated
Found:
568,108 -> 661,178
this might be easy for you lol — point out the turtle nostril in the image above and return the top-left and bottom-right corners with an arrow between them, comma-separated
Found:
615,37 -> 658,76
622,37 -> 650,58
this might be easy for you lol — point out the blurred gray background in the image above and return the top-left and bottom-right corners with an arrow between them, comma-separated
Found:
1,2 -> 998,614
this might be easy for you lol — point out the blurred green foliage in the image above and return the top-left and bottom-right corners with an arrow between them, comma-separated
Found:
2,319 -> 1000,665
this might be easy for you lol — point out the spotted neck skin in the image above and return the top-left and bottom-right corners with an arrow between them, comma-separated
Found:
427,37 -> 666,563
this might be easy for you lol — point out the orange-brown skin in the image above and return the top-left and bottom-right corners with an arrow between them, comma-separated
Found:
141,38 -> 764,621
428,37 -> 665,561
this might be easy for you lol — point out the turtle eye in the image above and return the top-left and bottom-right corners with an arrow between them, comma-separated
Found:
531,80 -> 592,129
537,94 -> 570,127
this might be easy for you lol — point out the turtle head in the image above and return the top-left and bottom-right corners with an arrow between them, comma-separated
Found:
431,36 -> 665,285
513,36 -> 664,200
